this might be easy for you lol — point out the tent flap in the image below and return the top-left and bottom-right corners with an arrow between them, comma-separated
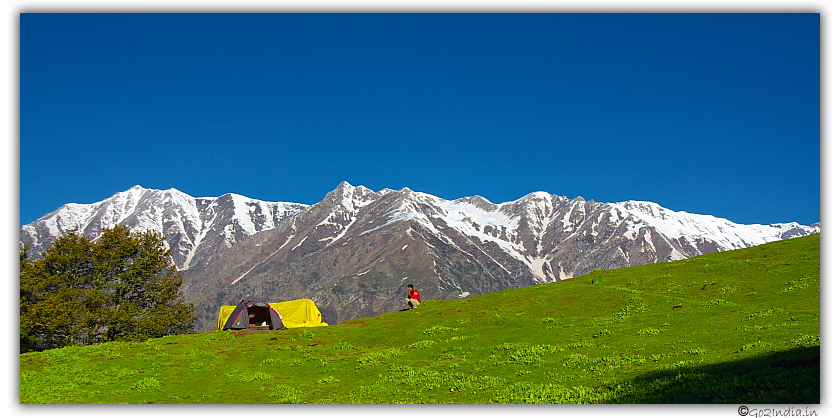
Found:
269,299 -> 329,328
217,305 -> 237,330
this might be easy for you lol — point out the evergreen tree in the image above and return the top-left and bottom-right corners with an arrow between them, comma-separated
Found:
20,226 -> 196,352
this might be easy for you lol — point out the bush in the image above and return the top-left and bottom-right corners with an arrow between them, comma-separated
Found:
788,334 -> 820,347
423,326 -> 458,335
131,377 -> 161,392
20,226 -> 195,353
508,345 -> 563,365
358,348 -> 404,366
261,358 -> 284,366
702,299 -> 727,307
592,329 -> 612,338
635,327 -> 664,336
405,340 -> 437,349
259,385 -> 303,403
333,342 -> 354,350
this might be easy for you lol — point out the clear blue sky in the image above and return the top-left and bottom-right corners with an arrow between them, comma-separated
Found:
20,13 -> 820,226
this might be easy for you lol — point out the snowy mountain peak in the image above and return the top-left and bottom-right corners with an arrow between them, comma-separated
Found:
453,195 -> 497,212
21,186 -> 307,270
323,182 -> 378,212
524,191 -> 553,201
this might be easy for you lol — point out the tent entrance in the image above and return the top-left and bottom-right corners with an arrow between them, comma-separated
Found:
248,306 -> 272,327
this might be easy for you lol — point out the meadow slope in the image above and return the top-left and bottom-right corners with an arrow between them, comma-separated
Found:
20,234 -> 820,404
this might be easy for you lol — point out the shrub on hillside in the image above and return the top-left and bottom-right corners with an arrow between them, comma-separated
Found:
20,226 -> 196,352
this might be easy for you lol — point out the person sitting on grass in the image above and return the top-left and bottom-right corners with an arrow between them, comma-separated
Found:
405,284 -> 421,309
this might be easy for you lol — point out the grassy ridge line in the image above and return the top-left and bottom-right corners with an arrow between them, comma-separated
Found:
20,234 -> 820,404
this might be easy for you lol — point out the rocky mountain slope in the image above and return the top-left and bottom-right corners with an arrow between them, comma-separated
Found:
21,183 -> 819,330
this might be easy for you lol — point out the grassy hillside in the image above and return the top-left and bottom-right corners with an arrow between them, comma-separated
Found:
20,234 -> 820,404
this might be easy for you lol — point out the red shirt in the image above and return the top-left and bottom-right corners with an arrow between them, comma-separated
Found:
408,289 -> 421,302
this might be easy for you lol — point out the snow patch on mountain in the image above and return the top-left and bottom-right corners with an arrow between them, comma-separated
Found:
439,200 -> 518,231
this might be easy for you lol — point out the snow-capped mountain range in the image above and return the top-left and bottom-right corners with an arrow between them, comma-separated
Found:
20,186 -> 307,270
20,183 -> 819,329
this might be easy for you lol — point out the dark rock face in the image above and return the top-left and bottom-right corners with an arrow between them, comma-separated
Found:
21,182 -> 820,332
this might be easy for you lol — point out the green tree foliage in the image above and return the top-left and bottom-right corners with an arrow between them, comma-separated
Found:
20,225 -> 196,352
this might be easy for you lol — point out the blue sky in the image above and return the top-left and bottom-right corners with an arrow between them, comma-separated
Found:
20,13 -> 820,226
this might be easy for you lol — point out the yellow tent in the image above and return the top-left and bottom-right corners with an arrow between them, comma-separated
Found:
217,298 -> 328,330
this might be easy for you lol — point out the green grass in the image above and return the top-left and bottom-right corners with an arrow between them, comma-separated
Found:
19,234 -> 820,404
